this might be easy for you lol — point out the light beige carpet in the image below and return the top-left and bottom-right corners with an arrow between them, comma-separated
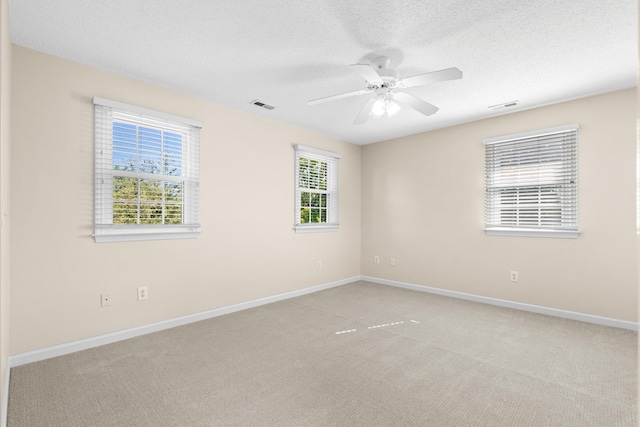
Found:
7,281 -> 638,426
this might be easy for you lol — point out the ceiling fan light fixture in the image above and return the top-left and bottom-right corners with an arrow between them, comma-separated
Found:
370,95 -> 400,118
385,98 -> 401,117
370,97 -> 387,117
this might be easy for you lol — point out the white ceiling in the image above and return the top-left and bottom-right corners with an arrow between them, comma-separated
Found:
7,0 -> 638,145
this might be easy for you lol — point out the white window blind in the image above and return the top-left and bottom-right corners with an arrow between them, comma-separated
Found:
484,124 -> 578,238
294,144 -> 340,233
94,97 -> 202,242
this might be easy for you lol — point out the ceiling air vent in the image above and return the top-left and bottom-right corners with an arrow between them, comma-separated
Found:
488,100 -> 518,111
251,100 -> 275,110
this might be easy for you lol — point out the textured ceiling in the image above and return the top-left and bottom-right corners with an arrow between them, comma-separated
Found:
8,0 -> 638,145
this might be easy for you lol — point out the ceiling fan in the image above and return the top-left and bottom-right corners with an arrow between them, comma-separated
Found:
308,56 -> 462,125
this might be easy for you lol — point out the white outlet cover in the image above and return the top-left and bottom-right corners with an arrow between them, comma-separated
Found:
100,294 -> 111,307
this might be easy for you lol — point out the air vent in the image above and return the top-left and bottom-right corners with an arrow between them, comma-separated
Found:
251,100 -> 275,110
488,100 -> 518,110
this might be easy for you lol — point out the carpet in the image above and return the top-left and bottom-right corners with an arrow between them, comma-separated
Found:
7,281 -> 637,426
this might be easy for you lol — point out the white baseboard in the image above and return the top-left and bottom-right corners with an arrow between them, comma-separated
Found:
362,276 -> 638,331
9,276 -> 360,367
8,274 -> 636,369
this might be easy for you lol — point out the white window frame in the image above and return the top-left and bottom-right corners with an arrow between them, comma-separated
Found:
93,97 -> 202,243
294,144 -> 340,233
483,124 -> 579,238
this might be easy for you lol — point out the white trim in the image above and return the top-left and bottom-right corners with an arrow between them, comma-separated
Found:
9,277 -> 359,367
1,363 -> 9,427
294,144 -> 341,159
294,144 -> 339,231
483,124 -> 579,236
8,274 -> 635,368
294,224 -> 339,233
93,97 -> 203,128
482,123 -> 579,145
362,276 -> 638,331
485,228 -> 579,238
93,226 -> 201,243
94,100 -> 201,242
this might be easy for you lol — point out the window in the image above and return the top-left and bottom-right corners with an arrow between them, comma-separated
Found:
294,144 -> 340,233
93,97 -> 202,242
483,124 -> 578,238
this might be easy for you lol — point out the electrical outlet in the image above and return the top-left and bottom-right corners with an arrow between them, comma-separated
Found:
100,293 -> 111,307
317,260 -> 322,270
510,271 -> 519,282
374,256 -> 380,264
390,258 -> 396,266
137,286 -> 148,301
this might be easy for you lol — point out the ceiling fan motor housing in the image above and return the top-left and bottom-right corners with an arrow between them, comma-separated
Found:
367,69 -> 398,92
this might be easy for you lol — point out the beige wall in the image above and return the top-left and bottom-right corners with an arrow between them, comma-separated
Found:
0,0 -> 10,420
362,89 -> 638,322
7,44 -> 637,357
9,46 -> 361,354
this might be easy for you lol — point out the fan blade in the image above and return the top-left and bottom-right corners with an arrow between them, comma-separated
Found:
393,92 -> 439,117
307,89 -> 371,105
398,67 -> 463,88
349,64 -> 384,84
354,98 -> 376,125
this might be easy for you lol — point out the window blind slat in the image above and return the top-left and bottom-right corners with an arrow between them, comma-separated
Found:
484,124 -> 578,236
294,145 -> 339,232
94,98 -> 201,242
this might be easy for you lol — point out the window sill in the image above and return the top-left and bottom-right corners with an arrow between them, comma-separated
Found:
294,224 -> 339,233
485,227 -> 579,239
94,225 -> 201,243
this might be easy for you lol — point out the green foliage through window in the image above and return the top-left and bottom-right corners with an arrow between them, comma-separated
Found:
298,158 -> 328,224
112,121 -> 184,224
